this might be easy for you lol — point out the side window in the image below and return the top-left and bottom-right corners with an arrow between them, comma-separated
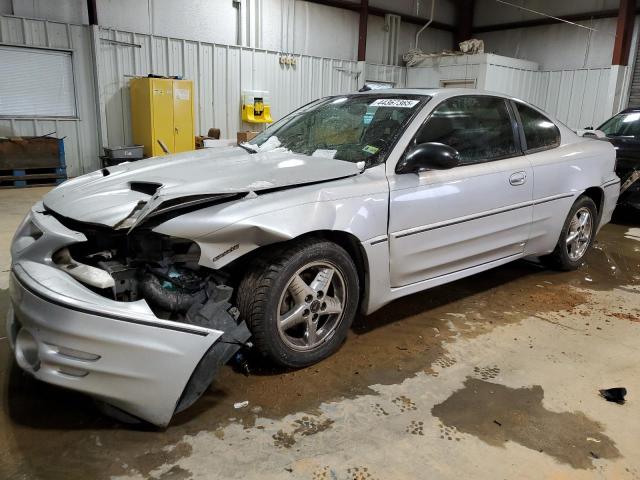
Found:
515,102 -> 560,152
413,95 -> 519,165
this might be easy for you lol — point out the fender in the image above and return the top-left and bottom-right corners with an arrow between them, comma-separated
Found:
152,164 -> 390,271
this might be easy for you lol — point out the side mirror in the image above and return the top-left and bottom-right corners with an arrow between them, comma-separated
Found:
396,142 -> 460,174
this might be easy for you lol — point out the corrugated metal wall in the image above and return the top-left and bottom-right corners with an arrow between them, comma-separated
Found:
364,63 -> 407,87
0,14 -> 616,177
486,64 -> 611,129
0,15 -> 100,176
406,56 -> 612,130
96,27 -> 360,148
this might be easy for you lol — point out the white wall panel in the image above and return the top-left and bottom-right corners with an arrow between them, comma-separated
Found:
96,26 -> 360,148
292,0 -> 359,60
7,0 -> 457,64
477,18 -> 618,70
366,15 -> 455,65
485,63 -> 611,129
95,0 -> 361,61
12,0 -> 88,25
370,0 -> 456,24
474,0 -> 620,27
0,14 -> 100,176
406,53 -> 612,129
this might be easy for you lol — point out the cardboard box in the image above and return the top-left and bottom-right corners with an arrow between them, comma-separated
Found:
195,128 -> 221,149
237,131 -> 259,144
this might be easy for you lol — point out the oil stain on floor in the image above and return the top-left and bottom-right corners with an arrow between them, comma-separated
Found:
431,378 -> 621,469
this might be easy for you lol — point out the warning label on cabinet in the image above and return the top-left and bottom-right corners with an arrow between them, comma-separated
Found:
175,88 -> 190,101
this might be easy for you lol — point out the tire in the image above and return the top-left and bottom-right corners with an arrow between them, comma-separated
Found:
542,195 -> 598,271
237,239 -> 360,368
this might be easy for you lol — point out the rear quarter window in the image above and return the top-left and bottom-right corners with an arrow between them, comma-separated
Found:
515,102 -> 560,152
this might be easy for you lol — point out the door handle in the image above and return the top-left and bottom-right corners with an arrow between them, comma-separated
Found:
509,171 -> 527,186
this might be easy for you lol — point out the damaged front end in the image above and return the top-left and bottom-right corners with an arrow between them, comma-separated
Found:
58,213 -> 253,415
8,149 -> 367,425
9,201 -> 251,426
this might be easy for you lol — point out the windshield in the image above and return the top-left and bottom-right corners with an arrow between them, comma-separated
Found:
246,94 -> 428,167
598,111 -> 640,137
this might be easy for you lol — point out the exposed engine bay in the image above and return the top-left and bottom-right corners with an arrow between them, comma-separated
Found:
49,211 -> 252,416
53,214 -> 223,318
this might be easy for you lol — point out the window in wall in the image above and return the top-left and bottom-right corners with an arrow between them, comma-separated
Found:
515,102 -> 560,152
0,46 -> 77,118
413,95 -> 519,164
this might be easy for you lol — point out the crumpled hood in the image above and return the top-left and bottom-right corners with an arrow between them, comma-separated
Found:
43,147 -> 362,227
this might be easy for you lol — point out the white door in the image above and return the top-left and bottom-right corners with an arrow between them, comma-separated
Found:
388,95 -> 533,288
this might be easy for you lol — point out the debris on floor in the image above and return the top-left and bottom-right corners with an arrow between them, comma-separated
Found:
234,400 -> 249,409
599,387 -> 627,405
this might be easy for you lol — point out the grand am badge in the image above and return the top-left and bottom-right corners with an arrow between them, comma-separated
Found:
213,243 -> 240,262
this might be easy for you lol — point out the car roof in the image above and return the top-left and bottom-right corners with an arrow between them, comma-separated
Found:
354,87 -> 535,97
350,87 -> 544,113
353,88 -> 480,97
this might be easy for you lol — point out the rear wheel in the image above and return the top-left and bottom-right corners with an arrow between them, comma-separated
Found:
543,195 -> 597,271
237,239 -> 359,368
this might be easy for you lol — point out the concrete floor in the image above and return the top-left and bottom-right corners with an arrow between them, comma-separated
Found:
1,187 -> 640,480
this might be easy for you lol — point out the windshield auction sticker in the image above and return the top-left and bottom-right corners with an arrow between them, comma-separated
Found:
370,99 -> 419,108
362,145 -> 380,154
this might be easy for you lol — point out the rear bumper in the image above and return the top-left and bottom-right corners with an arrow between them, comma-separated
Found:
7,264 -> 221,427
600,179 -> 620,228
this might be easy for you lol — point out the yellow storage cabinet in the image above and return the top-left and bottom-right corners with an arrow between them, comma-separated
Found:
130,78 -> 195,157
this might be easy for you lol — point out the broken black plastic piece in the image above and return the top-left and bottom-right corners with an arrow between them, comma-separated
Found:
599,387 -> 627,404
232,351 -> 251,376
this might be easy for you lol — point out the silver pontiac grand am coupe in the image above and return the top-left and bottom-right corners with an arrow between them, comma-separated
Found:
8,89 -> 619,426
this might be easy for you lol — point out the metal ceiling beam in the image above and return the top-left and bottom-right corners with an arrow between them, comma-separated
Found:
473,7 -> 640,34
358,0 -> 369,61
454,0 -> 474,48
87,0 -> 98,25
304,0 -> 456,32
612,0 -> 636,65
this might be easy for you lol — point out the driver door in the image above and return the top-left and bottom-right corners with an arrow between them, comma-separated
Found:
388,95 -> 533,287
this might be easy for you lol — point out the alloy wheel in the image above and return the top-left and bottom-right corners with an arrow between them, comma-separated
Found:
277,261 -> 346,351
566,206 -> 593,261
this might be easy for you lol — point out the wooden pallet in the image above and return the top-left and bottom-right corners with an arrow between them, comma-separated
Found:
0,137 -> 67,188
0,167 -> 67,188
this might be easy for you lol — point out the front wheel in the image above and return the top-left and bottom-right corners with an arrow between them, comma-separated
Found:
542,195 -> 597,271
237,239 -> 360,368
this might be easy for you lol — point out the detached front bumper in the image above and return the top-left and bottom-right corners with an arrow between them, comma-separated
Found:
6,203 -> 230,427
7,266 -> 220,426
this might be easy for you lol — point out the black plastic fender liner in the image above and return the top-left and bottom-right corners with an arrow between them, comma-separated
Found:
174,321 -> 251,414
174,285 -> 252,414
